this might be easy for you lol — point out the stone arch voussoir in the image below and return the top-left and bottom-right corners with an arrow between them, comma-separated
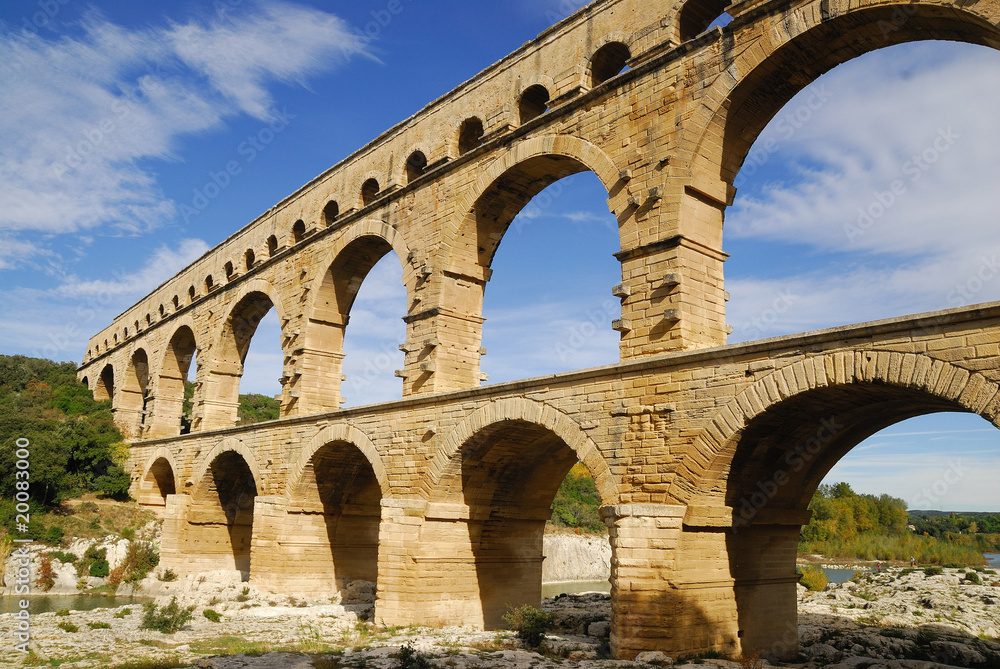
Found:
138,446 -> 178,491
674,350 -> 1000,504
209,278 -> 289,357
287,423 -> 390,499
427,397 -> 620,504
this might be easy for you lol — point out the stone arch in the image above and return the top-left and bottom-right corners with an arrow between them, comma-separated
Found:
272,423 -> 388,596
189,437 -> 264,497
677,349 -> 1000,506
298,221 -> 411,413
587,35 -> 633,87
119,344 -> 152,439
150,318 -> 199,438
287,423 -> 390,498
428,397 -> 618,503
201,278 -> 288,429
516,79 -> 554,124
445,134 -> 626,270
396,143 -> 433,185
95,363 -> 115,402
359,171 -> 385,208
676,0 -> 731,42
137,447 -> 178,506
456,116 -> 485,156
680,0 -> 1000,188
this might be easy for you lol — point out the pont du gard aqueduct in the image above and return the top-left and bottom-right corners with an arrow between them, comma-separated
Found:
76,0 -> 1000,660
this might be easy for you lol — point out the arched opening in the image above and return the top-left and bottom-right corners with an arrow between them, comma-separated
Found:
205,275 -> 214,292
154,326 -> 198,437
204,291 -> 282,429
159,305 -> 165,317
518,85 -> 550,124
462,156 -> 622,383
678,0 -> 732,42
224,261 -> 235,280
458,117 -> 484,155
361,178 -> 380,207
292,219 -> 306,244
142,457 -> 176,506
267,235 -> 278,257
284,440 -> 383,598
692,373 -> 999,659
172,296 -> 179,310
95,364 -> 114,402
119,349 -> 150,439
307,236 -> 405,409
435,419 -> 609,629
589,42 -> 631,87
245,249 -> 255,271
188,286 -> 196,303
191,450 -> 258,578
323,200 -> 339,226
405,151 -> 428,183
80,376 -> 89,390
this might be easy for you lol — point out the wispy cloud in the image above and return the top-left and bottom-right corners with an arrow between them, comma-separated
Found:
0,2 -> 366,256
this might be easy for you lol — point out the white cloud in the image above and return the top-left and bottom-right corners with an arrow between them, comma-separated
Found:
0,2 -> 367,258
58,238 -> 210,298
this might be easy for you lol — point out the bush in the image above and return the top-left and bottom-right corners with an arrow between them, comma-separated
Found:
924,566 -> 944,577
113,608 -> 132,618
89,557 -> 110,578
48,550 -> 76,564
159,568 -> 177,582
36,557 -> 56,591
394,642 -> 432,669
57,621 -> 79,633
799,566 -> 829,592
77,545 -> 108,578
503,604 -> 553,647
141,597 -> 195,634
963,571 -> 982,585
121,540 -> 159,584
55,608 -> 70,617
203,609 -> 221,623
88,621 -> 111,630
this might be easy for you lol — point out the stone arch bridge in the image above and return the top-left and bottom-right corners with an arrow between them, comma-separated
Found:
77,0 -> 1000,660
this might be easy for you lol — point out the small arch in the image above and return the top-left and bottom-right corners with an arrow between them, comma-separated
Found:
323,200 -> 339,227
145,314 -> 151,326
133,320 -> 140,333
361,178 -> 380,207
172,296 -> 180,310
188,286 -> 196,303
205,275 -> 214,292
267,235 -> 278,257
405,151 -> 428,183
292,219 -> 306,244
245,249 -> 255,271
140,450 -> 177,505
224,261 -> 235,280
518,85 -> 550,124
80,376 -> 89,389
678,0 -> 732,42
590,42 -> 631,87
458,117 -> 485,155
123,328 -> 129,339
159,305 -> 166,317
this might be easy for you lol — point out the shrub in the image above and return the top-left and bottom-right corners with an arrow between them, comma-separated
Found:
738,649 -> 765,669
90,557 -> 110,578
140,597 -> 195,634
159,568 -> 177,582
502,604 -> 553,647
36,557 -> 56,591
203,609 -> 221,623
121,540 -> 159,584
43,524 -> 64,546
55,608 -> 70,617
57,621 -> 79,633
799,566 -> 829,592
48,550 -> 76,564
963,571 -> 982,585
113,608 -> 132,618
88,621 -> 111,630
394,642 -> 432,669
924,566 -> 944,577
121,528 -> 136,540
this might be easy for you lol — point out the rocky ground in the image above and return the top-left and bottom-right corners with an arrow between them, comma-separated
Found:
4,553 -> 1000,668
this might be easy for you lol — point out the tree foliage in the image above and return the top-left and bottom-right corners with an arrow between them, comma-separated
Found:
0,355 -> 130,508
237,393 -> 281,425
549,463 -> 605,533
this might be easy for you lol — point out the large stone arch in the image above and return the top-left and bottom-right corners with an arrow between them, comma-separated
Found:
200,278 -> 288,429
287,423 -> 390,498
135,446 -> 179,507
189,437 -> 264,497
676,350 -> 1000,506
297,221 -> 413,413
445,134 -> 628,269
148,316 -> 199,439
428,396 -> 619,503
680,0 -> 1000,188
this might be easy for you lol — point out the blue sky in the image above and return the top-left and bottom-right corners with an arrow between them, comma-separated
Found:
1,1 -> 998,510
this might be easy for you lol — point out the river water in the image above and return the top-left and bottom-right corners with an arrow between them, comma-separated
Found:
986,553 -> 1000,568
2,594 -> 151,615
